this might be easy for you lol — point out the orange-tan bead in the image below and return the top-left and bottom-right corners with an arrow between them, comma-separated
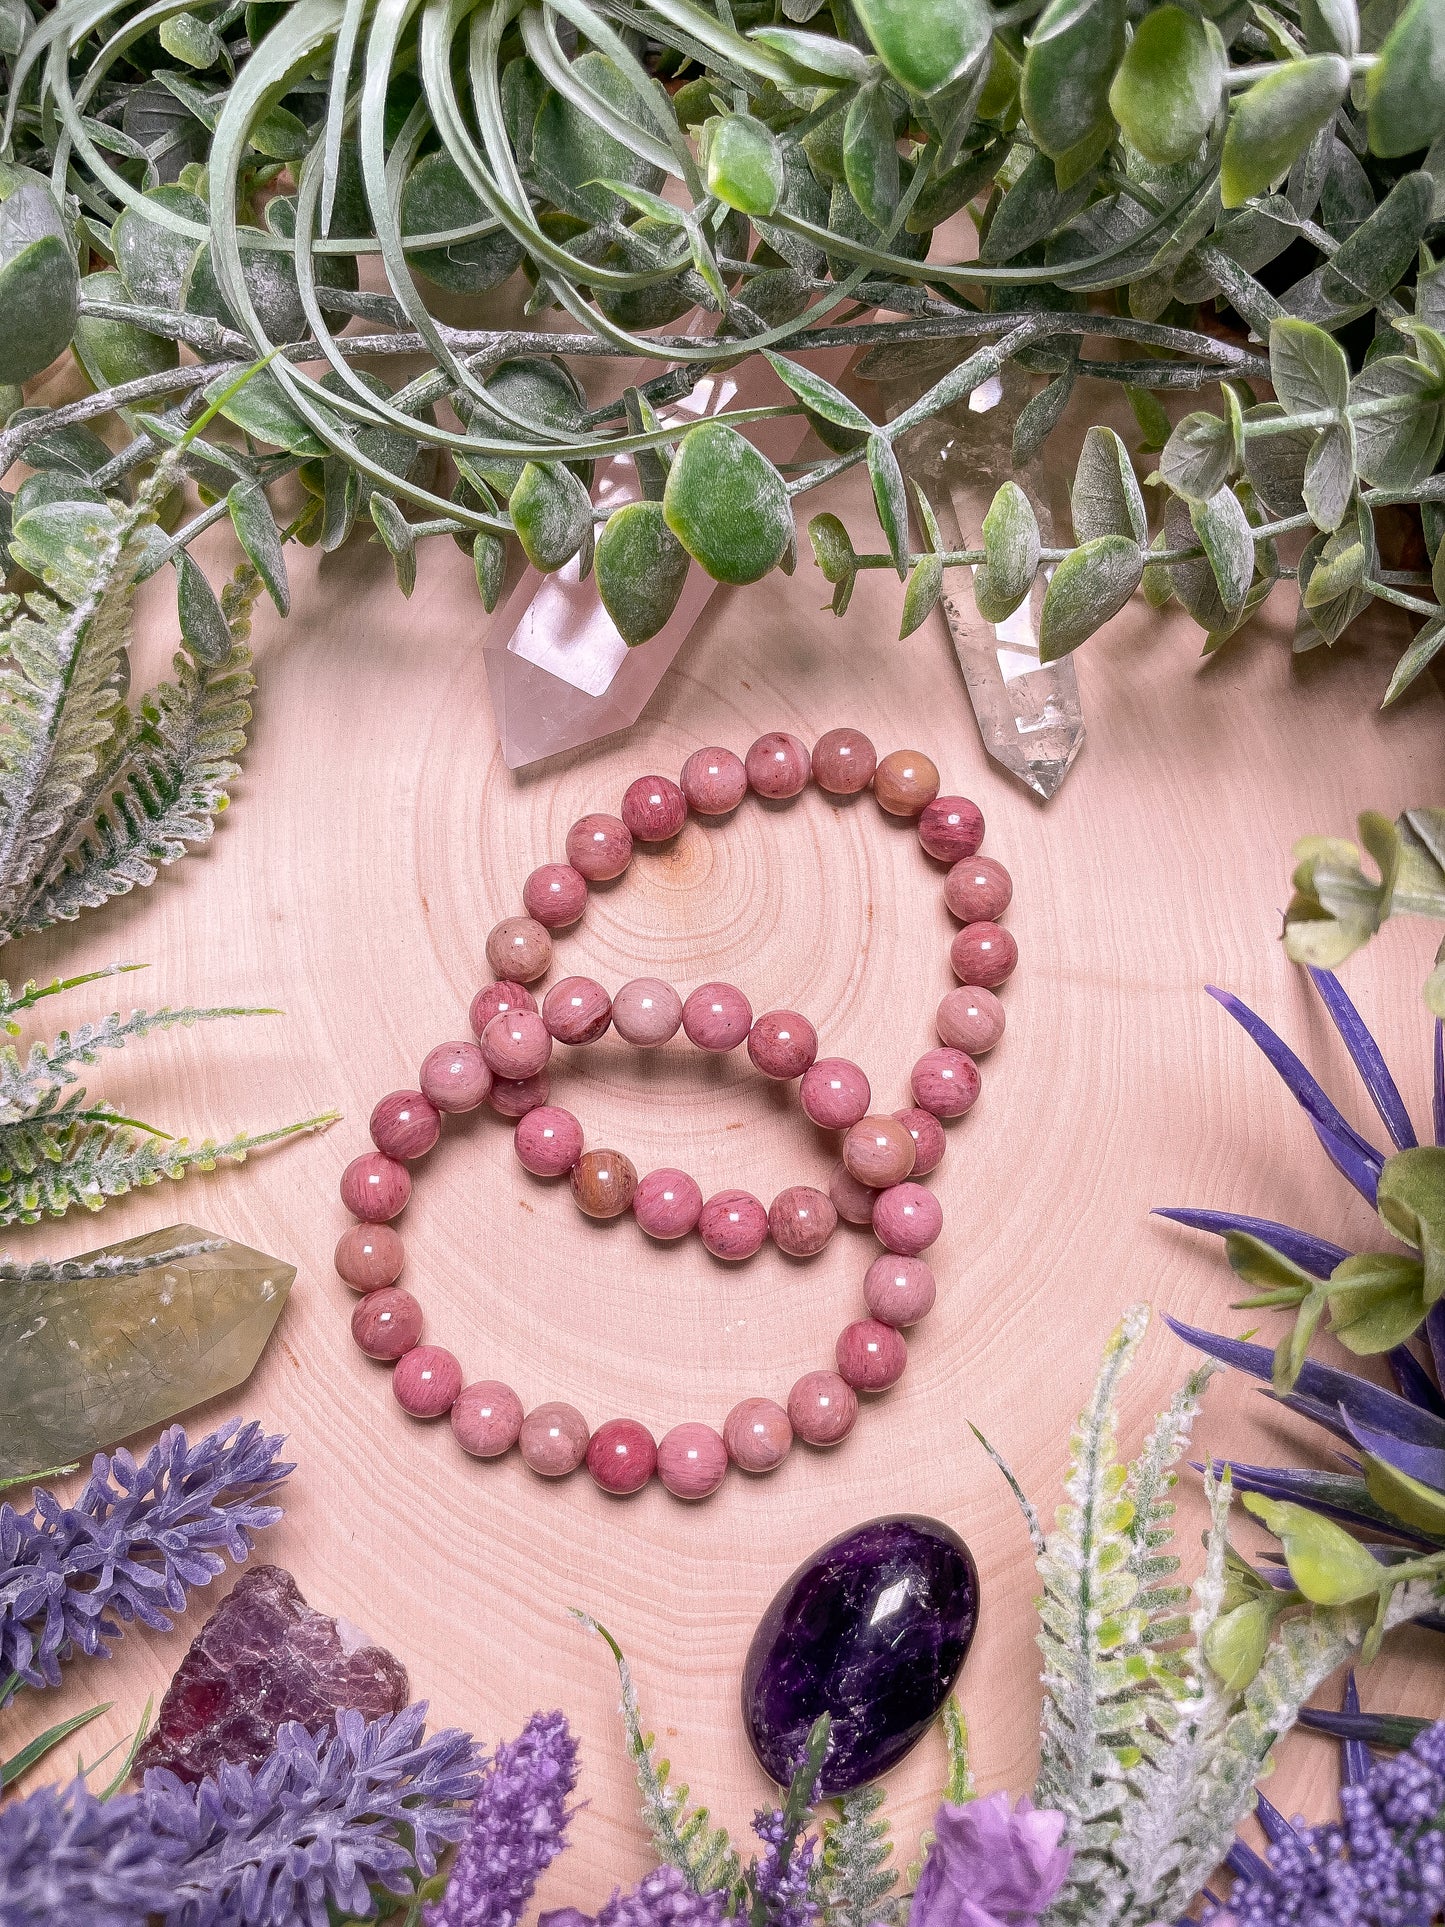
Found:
570,1148 -> 638,1218
873,749 -> 940,818
484,915 -> 553,984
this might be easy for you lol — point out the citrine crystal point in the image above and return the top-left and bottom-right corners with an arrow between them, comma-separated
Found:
0,1224 -> 295,1481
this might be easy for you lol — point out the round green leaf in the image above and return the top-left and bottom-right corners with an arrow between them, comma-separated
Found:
1021,0 -> 1127,162
1367,0 -> 1445,159
462,357 -> 591,500
113,184 -> 207,310
1107,7 -> 1226,166
529,51 -> 665,224
1071,424 -> 1147,543
399,150 -> 522,294
852,0 -> 992,96
73,268 -> 180,387
705,113 -> 785,218
843,82 -> 900,230
1241,1493 -> 1384,1605
159,10 -> 221,67
1220,57 -> 1350,209
595,500 -> 692,645
975,480 -> 1040,623
510,459 -> 593,573
808,512 -> 858,585
0,237 -> 78,383
1203,1598 -> 1276,1694
663,422 -> 792,586
1039,533 -> 1143,659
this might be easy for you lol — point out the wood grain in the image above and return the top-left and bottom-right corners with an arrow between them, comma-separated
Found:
5,420 -> 1445,1907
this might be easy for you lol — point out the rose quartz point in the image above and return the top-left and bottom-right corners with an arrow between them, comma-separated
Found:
747,1009 -> 819,1080
542,976 -> 612,1045
565,812 -> 633,881
420,1041 -> 492,1113
828,1161 -> 879,1226
621,774 -> 688,843
936,986 -> 1006,1056
488,1069 -> 551,1118
724,1397 -> 793,1473
680,746 -> 748,815
351,1286 -> 422,1360
699,1189 -> 769,1261
335,1223 -> 404,1293
811,727 -> 877,795
787,1371 -> 858,1446
918,795 -> 984,863
514,1105 -> 584,1178
634,1168 -> 704,1240
911,1046 -> 981,1120
682,981 -> 752,1052
944,855 -> 1013,923
746,731 -> 811,800
481,1009 -> 553,1080
768,1184 -> 838,1257
587,1418 -> 657,1494
950,921 -> 1018,988
657,1422 -> 728,1500
863,1254 -> 937,1327
893,1106 -> 946,1177
872,1181 -> 943,1256
485,916 -> 553,984
452,1381 -> 524,1458
519,1402 -> 590,1477
523,863 -> 588,930
339,1152 -> 411,1223
470,981 -> 537,1037
835,1318 -> 908,1392
842,1115 -> 916,1189
393,1344 -> 463,1418
612,977 -> 683,1047
800,1057 -> 871,1131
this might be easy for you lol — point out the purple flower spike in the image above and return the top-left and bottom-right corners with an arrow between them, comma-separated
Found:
0,1777 -> 185,1927
425,1711 -> 578,1927
910,1793 -> 1072,1927
548,1865 -> 730,1927
750,1808 -> 819,1927
1307,968 -> 1417,1151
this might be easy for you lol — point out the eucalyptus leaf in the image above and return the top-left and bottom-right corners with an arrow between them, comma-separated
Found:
510,460 -> 593,574
1303,419 -> 1355,531
899,554 -> 944,637
1271,316 -> 1350,417
1190,485 -> 1255,618
1220,57 -> 1350,208
1039,534 -> 1143,660
227,479 -> 289,613
852,0 -> 992,95
1108,8 -> 1226,167
1021,0 -> 1127,162
399,151 -> 522,294
1071,425 -> 1147,543
1367,0 -> 1445,158
843,81 -> 900,229
664,423 -> 792,586
705,113 -> 785,218
867,433 -> 910,578
595,500 -> 692,646
1161,410 -> 1236,503
763,353 -> 873,433
975,481 -> 1041,623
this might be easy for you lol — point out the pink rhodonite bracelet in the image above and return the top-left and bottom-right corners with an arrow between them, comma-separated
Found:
334,727 -> 1016,1502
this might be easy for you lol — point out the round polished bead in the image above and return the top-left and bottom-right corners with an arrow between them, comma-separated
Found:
393,1344 -> 463,1418
485,917 -> 552,984
571,1148 -> 637,1218
587,1418 -> 657,1494
724,1397 -> 793,1473
565,812 -> 633,881
420,1041 -> 492,1114
842,1115 -> 917,1188
489,1070 -> 551,1118
682,981 -> 752,1052
746,731 -> 811,800
470,981 -> 537,1037
828,1161 -> 879,1226
481,1009 -> 553,1080
351,1286 -> 422,1360
370,1090 -> 441,1162
769,1184 -> 837,1257
863,1253 -> 937,1327
621,774 -> 688,843
836,1318 -> 908,1392
873,1181 -> 943,1256
893,1106 -> 946,1177
919,795 -> 984,863
950,921 -> 1018,988
874,748 -> 940,818
747,1009 -> 818,1080
811,726 -> 877,795
787,1371 -> 858,1446
680,745 -> 748,815
519,1402 -> 590,1477
911,1046 -> 981,1120
945,855 -> 1013,923
612,977 -> 683,1047
514,1105 -> 584,1178
936,985 -> 1006,1055
523,862 -> 588,930
335,1223 -> 404,1293
542,976 -> 612,1046
340,1152 -> 411,1223
452,1381 -> 524,1458
634,1168 -> 704,1240
801,1057 -> 871,1131
698,1189 -> 769,1260
657,1422 -> 728,1500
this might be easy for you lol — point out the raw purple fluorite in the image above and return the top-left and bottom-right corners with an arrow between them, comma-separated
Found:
742,1516 -> 978,1795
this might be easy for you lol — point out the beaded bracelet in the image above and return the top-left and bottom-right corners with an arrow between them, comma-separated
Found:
334,727 -> 1016,1502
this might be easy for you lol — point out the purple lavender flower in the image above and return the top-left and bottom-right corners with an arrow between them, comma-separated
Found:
0,1776 -> 183,1927
910,1793 -> 1072,1927
558,1864 -> 727,1927
424,1710 -> 578,1927
749,1806 -> 819,1927
0,1420 -> 291,1694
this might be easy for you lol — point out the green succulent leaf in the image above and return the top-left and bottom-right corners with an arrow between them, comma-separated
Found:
809,513 -> 859,615
1108,8 -> 1226,167
595,500 -> 692,646
1241,1493 -> 1385,1605
1161,410 -> 1237,504
1367,0 -> 1445,159
867,433 -> 910,579
368,493 -> 417,597
975,481 -> 1041,624
1071,425 -> 1147,544
899,554 -> 943,637
705,114 -> 785,218
843,81 -> 900,230
851,0 -> 992,96
1021,0 -> 1126,162
472,532 -> 506,613
1220,57 -> 1350,208
510,460 -> 593,574
1039,534 -> 1143,660
1376,1147 -> 1445,1304
1190,485 -> 1256,619
664,424 -> 792,586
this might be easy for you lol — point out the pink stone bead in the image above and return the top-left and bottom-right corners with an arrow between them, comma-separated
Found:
634,1168 -> 703,1240
420,1040 -> 492,1113
682,981 -> 752,1052
787,1371 -> 858,1446
370,1090 -> 441,1161
542,976 -> 612,1046
918,795 -> 984,863
801,1058 -> 871,1131
863,1254 -> 937,1327
936,986 -> 1006,1055
351,1286 -> 422,1360
565,812 -> 633,881
523,862 -> 588,930
769,1185 -> 837,1257
621,774 -> 688,843
873,1181 -> 943,1256
481,1009 -> 553,1080
747,1009 -> 818,1080
893,1106 -> 946,1177
842,1115 -> 916,1188
612,977 -> 682,1047
514,1105 -> 584,1178
393,1344 -> 463,1417
452,1381 -> 524,1457
570,1148 -> 637,1218
724,1398 -> 793,1473
587,1418 -> 657,1494
489,1069 -> 551,1118
657,1422 -> 728,1500
950,921 -> 1018,988
746,730 -> 811,800
828,1161 -> 878,1226
680,745 -> 747,815
485,916 -> 552,984
911,1046 -> 981,1120
811,727 -> 877,796
944,855 -> 1013,924
335,1223 -> 404,1292
470,981 -> 537,1036
698,1189 -> 769,1260
340,1152 -> 411,1222
835,1318 -> 907,1392
519,1402 -> 590,1477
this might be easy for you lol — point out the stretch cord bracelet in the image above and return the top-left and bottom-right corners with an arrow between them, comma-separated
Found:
334,728 -> 1017,1502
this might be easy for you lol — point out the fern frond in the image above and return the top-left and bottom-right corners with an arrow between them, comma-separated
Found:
907,1699 -> 973,1888
0,1236 -> 223,1283
818,1785 -> 902,1927
1125,1360 -> 1218,1645
0,1002 -> 278,1124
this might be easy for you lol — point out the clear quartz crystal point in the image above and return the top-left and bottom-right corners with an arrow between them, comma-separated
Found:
866,348 -> 1086,800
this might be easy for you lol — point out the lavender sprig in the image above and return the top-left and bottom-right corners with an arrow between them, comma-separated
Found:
424,1710 -> 578,1927
589,1865 -> 729,1927
748,1810 -> 819,1927
0,1420 -> 291,1694
0,1775 -> 185,1927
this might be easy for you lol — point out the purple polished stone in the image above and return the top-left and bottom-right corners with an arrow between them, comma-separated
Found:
133,1564 -> 409,1783
741,1515 -> 977,1796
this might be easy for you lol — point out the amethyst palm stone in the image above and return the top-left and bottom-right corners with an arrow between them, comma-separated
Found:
742,1515 -> 978,1795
